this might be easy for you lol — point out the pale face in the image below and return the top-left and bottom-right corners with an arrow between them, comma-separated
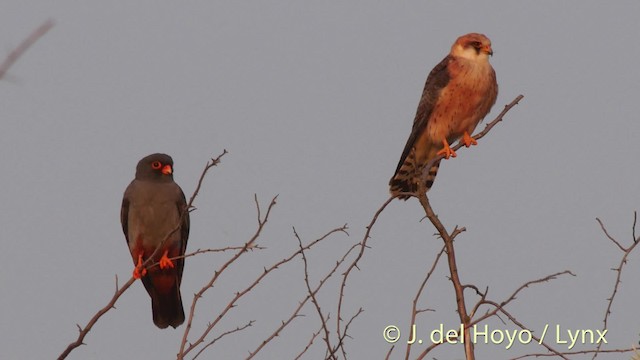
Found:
450,33 -> 493,62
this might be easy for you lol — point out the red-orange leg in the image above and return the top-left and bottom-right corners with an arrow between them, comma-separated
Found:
133,253 -> 147,279
159,250 -> 175,269
437,139 -> 457,159
463,132 -> 477,147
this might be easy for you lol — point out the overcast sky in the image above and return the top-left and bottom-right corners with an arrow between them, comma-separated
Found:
1,1 -> 639,359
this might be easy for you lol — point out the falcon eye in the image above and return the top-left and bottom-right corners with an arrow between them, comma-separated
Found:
151,161 -> 162,170
471,41 -> 482,48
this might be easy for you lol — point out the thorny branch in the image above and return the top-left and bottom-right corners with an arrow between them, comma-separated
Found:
592,213 -> 640,360
178,194 -> 278,358
512,347 -> 638,360
416,193 -> 476,360
246,226 -> 350,359
294,323 -> 325,360
57,276 -> 135,360
336,196 -> 395,357
295,227 -> 335,359
404,245 -> 445,359
470,270 -> 576,327
493,305 -> 570,360
191,321 -> 255,360
181,244 -> 266,260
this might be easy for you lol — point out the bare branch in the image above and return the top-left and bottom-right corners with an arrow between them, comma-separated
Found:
336,195 -> 395,357
294,227 -> 335,359
633,211 -> 637,243
246,226 -> 351,359
470,270 -> 575,327
490,304 -> 569,360
182,245 -> 266,260
415,341 -> 444,360
416,192 -> 475,359
188,151 -> 228,208
592,215 -> 640,359
178,195 -> 278,358
57,276 -> 136,360
294,323 -> 325,360
405,245 -> 445,359
512,347 -> 637,360
0,19 -> 54,81
191,321 -> 255,360
596,217 -> 626,252
334,307 -> 364,357
384,345 -> 395,360
463,272 -> 575,360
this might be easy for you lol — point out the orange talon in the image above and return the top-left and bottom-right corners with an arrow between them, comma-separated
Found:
133,254 -> 147,279
463,131 -> 477,147
437,139 -> 457,159
159,250 -> 175,269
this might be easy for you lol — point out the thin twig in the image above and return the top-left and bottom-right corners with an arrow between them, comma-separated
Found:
191,321 -> 255,360
0,19 -> 54,80
596,217 -> 626,252
592,215 -> 640,359
178,195 -> 278,358
294,323 -> 325,360
405,245 -> 445,360
470,270 -> 575,327
384,345 -> 395,360
294,227 -> 335,359
57,276 -> 135,360
417,192 -> 475,360
491,305 -> 569,360
333,307 -> 364,357
512,347 -> 637,359
182,245 -> 266,260
246,227 -> 351,359
336,196 -> 395,357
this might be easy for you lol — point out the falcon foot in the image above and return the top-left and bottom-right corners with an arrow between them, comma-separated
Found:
159,250 -> 175,269
463,131 -> 477,147
133,254 -> 147,279
437,139 -> 457,159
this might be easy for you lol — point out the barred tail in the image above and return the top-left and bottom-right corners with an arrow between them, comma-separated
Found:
389,156 -> 440,200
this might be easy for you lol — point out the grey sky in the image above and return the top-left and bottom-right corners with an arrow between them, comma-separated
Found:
1,1 -> 639,359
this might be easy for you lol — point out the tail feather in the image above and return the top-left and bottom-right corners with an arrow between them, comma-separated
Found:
151,284 -> 184,329
142,271 -> 185,329
390,149 -> 440,200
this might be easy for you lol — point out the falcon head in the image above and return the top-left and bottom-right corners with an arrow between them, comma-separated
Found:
135,153 -> 175,182
451,33 -> 493,61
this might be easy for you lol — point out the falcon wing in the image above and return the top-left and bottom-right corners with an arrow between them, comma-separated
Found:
392,55 -> 451,175
120,192 -> 131,245
175,188 -> 190,282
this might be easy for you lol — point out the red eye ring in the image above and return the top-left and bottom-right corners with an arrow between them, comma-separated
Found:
151,161 -> 162,170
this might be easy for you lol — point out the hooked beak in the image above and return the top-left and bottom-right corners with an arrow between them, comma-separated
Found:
483,44 -> 494,56
161,165 -> 173,175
